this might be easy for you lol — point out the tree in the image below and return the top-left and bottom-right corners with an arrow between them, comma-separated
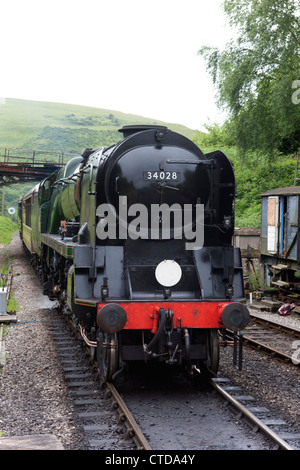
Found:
199,0 -> 300,156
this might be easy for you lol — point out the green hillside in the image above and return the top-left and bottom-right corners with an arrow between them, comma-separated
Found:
0,98 -> 198,218
0,215 -> 18,245
0,97 -> 196,154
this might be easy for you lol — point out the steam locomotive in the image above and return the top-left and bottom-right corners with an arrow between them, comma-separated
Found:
19,125 -> 249,381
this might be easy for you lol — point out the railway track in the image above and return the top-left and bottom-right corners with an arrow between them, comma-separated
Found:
226,313 -> 300,364
116,365 -> 300,450
210,377 -> 296,450
48,315 -> 142,450
48,310 -> 300,451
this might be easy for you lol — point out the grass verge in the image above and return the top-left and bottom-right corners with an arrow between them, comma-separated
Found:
0,216 -> 18,245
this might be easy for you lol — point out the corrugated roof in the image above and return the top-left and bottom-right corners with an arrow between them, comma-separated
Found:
260,186 -> 300,196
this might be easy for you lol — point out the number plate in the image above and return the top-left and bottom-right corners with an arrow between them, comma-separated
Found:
144,171 -> 181,181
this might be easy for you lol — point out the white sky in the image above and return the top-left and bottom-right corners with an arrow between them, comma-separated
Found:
1,0 -> 233,131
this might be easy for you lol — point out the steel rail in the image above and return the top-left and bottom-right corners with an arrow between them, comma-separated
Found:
225,314 -> 300,364
210,379 -> 294,450
225,329 -> 294,362
242,335 -> 293,362
250,313 -> 300,337
105,381 -> 152,450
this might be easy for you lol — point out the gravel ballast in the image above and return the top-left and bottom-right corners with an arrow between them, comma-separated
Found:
0,234 -> 85,450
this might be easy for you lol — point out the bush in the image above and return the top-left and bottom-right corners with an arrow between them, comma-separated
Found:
193,124 -> 297,228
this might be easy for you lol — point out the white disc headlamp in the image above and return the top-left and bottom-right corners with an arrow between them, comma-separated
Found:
155,260 -> 182,287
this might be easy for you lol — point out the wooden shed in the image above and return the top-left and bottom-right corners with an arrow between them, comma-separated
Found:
260,186 -> 300,288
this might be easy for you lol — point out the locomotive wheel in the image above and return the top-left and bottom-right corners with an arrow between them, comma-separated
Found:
208,330 -> 220,375
97,331 -> 119,381
197,330 -> 220,379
